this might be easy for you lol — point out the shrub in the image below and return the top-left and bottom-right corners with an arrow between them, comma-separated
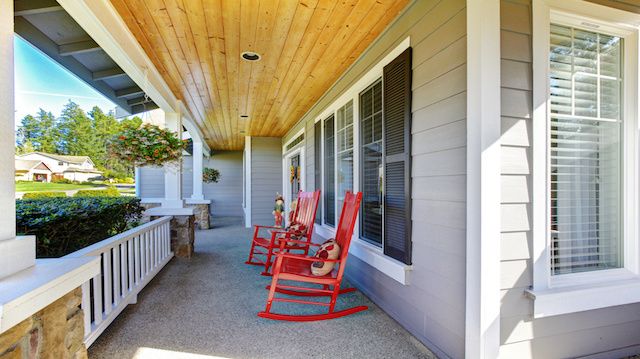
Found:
22,191 -> 67,199
16,197 -> 144,258
51,178 -> 73,184
74,186 -> 120,197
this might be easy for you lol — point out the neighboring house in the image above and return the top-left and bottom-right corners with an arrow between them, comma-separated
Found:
17,152 -> 102,182
14,158 -> 52,182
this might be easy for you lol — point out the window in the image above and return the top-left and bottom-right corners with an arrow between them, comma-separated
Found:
324,115 -> 335,227
360,81 -> 384,245
336,101 -> 354,213
549,23 -> 623,275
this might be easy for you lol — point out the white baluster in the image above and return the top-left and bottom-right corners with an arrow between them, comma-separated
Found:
93,273 -> 103,326
134,235 -> 140,285
103,250 -> 112,315
113,245 -> 120,305
127,237 -> 134,292
81,280 -> 91,339
120,241 -> 127,297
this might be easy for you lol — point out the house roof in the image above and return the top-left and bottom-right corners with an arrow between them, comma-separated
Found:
14,159 -> 52,172
20,152 -> 93,165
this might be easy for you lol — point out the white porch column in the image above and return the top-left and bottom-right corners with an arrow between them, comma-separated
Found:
191,141 -> 204,200
162,111 -> 184,208
465,0 -> 501,358
0,1 -> 35,279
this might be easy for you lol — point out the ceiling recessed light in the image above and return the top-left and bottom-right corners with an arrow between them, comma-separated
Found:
241,51 -> 261,61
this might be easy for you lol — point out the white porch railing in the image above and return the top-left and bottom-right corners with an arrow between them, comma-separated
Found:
64,216 -> 173,347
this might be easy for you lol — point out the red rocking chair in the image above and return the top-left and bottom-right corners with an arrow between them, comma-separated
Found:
258,191 -> 366,321
245,190 -> 321,275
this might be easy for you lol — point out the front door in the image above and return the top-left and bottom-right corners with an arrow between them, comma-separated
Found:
289,153 -> 301,203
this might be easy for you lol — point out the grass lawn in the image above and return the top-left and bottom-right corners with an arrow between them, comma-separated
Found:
16,182 -> 103,192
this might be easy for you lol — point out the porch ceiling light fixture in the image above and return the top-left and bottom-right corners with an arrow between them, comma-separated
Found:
241,51 -> 261,61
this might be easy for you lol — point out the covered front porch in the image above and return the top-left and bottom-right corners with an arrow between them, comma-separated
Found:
88,218 -> 434,359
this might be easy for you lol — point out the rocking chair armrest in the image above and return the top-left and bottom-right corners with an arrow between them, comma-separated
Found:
276,238 -> 319,248
254,225 -> 283,230
275,252 -> 341,263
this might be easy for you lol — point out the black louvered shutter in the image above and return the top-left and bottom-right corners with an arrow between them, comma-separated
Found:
383,48 -> 412,264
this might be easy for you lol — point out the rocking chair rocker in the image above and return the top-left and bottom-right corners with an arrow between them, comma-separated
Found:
258,191 -> 366,321
245,190 -> 321,275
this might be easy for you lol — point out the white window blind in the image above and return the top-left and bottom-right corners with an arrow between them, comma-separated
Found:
549,23 -> 623,275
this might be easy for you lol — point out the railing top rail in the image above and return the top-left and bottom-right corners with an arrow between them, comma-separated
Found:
64,216 -> 172,258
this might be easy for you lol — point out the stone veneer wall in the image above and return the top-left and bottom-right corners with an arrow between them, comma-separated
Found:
0,288 -> 86,359
186,204 -> 209,230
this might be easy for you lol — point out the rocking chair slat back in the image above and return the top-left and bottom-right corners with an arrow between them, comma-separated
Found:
334,192 -> 362,277
293,190 -> 321,240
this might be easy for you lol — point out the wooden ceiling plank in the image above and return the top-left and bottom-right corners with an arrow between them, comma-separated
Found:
278,0 -> 405,134
260,0 -> 363,136
247,0 -> 307,141
203,0 -> 233,147
221,0 -> 242,148
124,0 -> 219,144
237,0 -> 261,148
253,0 -> 336,136
143,0 -> 217,141
170,0 -> 227,147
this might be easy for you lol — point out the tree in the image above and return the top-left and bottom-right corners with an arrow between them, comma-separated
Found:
35,109 -> 58,153
58,101 -> 98,157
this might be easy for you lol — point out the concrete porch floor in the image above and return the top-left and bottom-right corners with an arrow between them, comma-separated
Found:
89,217 -> 436,359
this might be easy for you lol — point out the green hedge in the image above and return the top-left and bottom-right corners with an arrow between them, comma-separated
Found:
74,186 -> 120,197
22,191 -> 67,199
16,197 -> 144,258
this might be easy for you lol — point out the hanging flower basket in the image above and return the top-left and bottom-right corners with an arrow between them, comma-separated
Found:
108,124 -> 188,167
203,167 -> 221,183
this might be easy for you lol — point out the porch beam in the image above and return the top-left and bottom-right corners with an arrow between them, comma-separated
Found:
115,86 -> 144,98
58,39 -> 101,56
13,17 -> 132,113
92,67 -> 126,81
14,0 -> 62,17
465,0 -> 501,358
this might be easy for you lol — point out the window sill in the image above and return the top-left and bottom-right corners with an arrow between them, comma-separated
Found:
314,225 -> 412,285
0,257 -> 100,334
526,278 -> 640,318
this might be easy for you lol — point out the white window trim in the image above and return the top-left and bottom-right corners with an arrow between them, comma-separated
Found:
305,37 -> 412,284
282,145 -> 305,216
529,0 -> 640,318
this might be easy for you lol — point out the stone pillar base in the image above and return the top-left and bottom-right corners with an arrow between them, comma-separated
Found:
0,287 -> 86,359
185,203 -> 210,230
151,215 -> 195,258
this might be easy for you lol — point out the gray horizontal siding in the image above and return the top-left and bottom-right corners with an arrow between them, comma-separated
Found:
282,0 -> 467,357
499,1 -> 640,358
251,137 -> 282,226
138,151 -> 244,217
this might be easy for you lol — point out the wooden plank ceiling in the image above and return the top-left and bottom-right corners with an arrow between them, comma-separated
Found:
111,0 -> 410,150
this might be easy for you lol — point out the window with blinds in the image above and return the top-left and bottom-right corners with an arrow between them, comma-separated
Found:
549,23 -> 623,275
324,115 -> 336,227
360,80 -> 384,245
337,101 -> 354,214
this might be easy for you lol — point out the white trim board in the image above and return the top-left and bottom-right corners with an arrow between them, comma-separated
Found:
465,1 -> 502,358
244,136 -> 252,228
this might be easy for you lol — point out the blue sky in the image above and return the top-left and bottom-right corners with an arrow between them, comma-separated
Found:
14,36 -> 116,124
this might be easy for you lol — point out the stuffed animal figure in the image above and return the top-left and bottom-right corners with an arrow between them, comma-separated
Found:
273,193 -> 285,227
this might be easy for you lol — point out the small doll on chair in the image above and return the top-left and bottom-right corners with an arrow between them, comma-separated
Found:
273,193 -> 285,227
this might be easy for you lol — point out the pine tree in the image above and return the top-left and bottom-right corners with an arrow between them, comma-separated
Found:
58,101 -> 98,157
